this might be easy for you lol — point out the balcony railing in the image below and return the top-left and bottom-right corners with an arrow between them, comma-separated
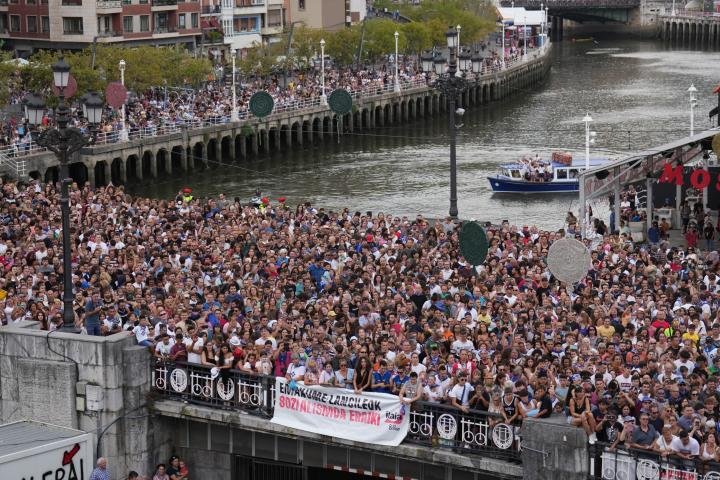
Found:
0,0 -> 8,6
235,0 -> 263,7
152,0 -> 177,5
97,0 -> 122,8
153,26 -> 177,33
201,4 -> 220,13
588,442 -> 720,480
151,361 -> 521,462
97,29 -> 121,37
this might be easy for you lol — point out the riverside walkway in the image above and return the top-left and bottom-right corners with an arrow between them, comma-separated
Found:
1,46 -> 551,187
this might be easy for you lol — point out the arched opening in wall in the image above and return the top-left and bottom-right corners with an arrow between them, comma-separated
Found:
352,111 -> 359,130
361,109 -> 369,129
408,100 -> 414,118
375,106 -> 382,125
331,116 -> 339,135
171,147 -> 183,173
69,162 -> 88,186
207,139 -> 218,163
384,104 -> 391,122
489,84 -> 495,101
44,166 -> 59,184
290,123 -> 299,145
142,151 -> 153,179
111,158 -> 123,185
268,128 -> 277,151
127,155 -> 139,180
280,125 -> 289,147
343,113 -> 351,133
94,161 -> 108,187
193,142 -> 204,168
322,116 -> 330,135
221,136 -> 232,159
27,170 -> 40,181
424,96 -> 430,113
156,149 -> 168,177
392,103 -> 399,122
244,133 -> 254,157
416,98 -> 422,115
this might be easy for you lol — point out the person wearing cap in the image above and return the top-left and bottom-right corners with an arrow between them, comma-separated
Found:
448,372 -> 474,413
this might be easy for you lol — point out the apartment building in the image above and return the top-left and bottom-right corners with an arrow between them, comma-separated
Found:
0,0 -> 201,55
288,0 -> 366,31
199,0 -> 286,56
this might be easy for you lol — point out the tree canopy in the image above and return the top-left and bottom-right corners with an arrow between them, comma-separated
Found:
2,45 -> 213,107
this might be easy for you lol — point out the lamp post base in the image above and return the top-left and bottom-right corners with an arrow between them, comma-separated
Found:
320,94 -> 328,106
231,112 -> 239,122
394,83 -> 401,93
59,322 -> 80,334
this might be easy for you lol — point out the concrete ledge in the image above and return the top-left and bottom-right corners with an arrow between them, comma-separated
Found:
153,399 -> 524,477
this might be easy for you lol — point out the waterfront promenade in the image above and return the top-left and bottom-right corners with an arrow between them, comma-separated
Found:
0,46 -> 551,186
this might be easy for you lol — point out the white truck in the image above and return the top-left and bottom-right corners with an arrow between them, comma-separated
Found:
0,420 -> 94,480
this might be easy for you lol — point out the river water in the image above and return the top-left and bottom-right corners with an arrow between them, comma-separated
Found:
131,39 -> 720,230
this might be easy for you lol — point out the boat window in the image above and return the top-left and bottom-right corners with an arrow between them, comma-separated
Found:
569,169 -> 579,179
556,169 -> 568,179
510,169 -> 521,179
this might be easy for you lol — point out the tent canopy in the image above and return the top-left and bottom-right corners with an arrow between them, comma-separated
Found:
498,7 -> 545,26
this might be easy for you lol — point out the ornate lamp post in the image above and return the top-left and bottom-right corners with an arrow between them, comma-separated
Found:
24,57 -> 104,332
430,26 -> 469,219
118,59 -> 127,141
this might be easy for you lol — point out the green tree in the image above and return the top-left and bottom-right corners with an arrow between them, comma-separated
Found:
363,19 -> 400,64
401,22 -> 432,55
326,26 -> 361,68
290,26 -> 324,69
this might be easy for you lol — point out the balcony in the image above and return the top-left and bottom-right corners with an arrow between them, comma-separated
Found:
233,0 -> 263,14
151,0 -> 177,9
96,29 -> 122,39
96,0 -> 122,11
261,24 -> 282,35
153,25 -> 178,35
201,4 -> 220,14
0,0 -> 8,5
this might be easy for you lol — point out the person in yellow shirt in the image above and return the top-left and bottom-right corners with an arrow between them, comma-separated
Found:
596,317 -> 615,339
682,323 -> 700,346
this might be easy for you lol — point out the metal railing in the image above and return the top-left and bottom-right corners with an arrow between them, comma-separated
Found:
22,48 -> 548,151
664,10 -> 720,19
201,4 -> 221,13
0,142 -> 39,177
96,0 -> 121,7
152,0 -> 177,5
588,442 -> 720,480
151,360 -> 521,461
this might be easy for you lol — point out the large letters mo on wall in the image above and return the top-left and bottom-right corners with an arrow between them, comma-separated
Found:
271,378 -> 410,447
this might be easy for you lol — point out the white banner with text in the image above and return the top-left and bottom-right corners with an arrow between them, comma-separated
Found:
270,378 -> 410,446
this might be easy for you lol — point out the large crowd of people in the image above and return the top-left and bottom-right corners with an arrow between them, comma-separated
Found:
2,176 -> 720,471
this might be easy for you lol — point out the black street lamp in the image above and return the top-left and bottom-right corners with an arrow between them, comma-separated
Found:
24,57 -> 104,332
430,27 -> 467,219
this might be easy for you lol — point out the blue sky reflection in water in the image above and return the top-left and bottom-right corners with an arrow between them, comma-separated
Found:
130,39 -> 720,230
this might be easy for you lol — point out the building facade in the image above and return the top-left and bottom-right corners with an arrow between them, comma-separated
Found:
288,0 -> 366,31
199,0 -> 286,59
0,0 -> 202,55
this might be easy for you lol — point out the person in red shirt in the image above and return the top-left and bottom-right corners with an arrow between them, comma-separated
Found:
685,226 -> 699,248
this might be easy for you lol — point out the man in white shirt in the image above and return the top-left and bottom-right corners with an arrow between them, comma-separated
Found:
185,327 -> 204,364
670,430 -> 700,459
448,372 -> 474,413
132,317 -> 154,347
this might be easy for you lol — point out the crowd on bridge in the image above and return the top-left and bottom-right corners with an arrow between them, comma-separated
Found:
2,175 -> 720,471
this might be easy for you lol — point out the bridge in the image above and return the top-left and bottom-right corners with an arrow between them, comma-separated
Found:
501,0 -> 642,38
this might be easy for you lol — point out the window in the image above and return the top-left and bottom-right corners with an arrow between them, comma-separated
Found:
191,12 -> 198,28
26,0 -> 36,5
27,15 -> 37,32
139,0 -> 147,4
61,0 -> 82,5
41,16 -> 49,32
62,17 -> 83,34
9,15 -> 19,32
139,15 -> 149,31
123,15 -> 132,32
178,13 -> 185,29
298,0 -> 304,9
